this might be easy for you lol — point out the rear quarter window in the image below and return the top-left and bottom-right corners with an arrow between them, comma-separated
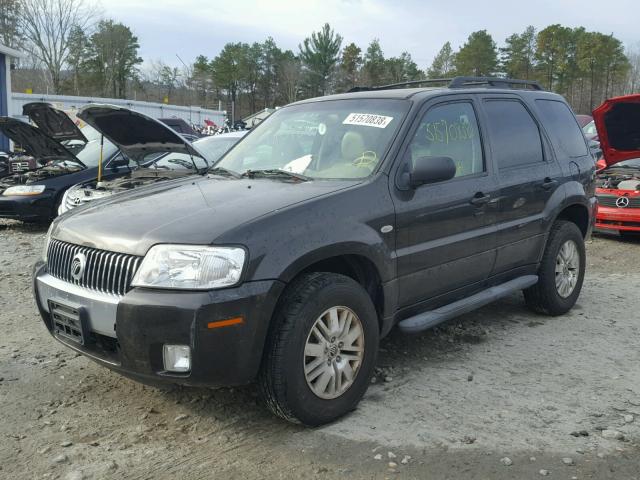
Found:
535,100 -> 588,158
483,99 -> 544,169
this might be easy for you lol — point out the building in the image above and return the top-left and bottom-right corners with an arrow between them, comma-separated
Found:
0,43 -> 25,152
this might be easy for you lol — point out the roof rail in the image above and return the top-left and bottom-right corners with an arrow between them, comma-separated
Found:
347,76 -> 544,93
348,78 -> 452,93
448,76 -> 544,90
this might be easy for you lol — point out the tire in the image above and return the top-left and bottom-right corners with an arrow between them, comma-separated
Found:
259,272 -> 379,426
524,220 -> 586,316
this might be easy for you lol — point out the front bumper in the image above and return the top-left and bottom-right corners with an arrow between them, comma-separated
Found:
0,193 -> 55,221
33,262 -> 285,386
595,205 -> 640,232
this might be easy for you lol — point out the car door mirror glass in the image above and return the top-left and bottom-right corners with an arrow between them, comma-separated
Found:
110,157 -> 129,168
409,156 -> 456,187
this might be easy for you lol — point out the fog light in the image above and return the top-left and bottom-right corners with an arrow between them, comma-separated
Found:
163,344 -> 191,373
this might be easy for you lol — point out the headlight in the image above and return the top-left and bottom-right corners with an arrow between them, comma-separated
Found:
131,244 -> 246,290
2,185 -> 46,196
58,188 -> 71,214
42,223 -> 54,263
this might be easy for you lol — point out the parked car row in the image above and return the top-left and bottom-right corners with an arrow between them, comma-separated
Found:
0,103 -> 246,222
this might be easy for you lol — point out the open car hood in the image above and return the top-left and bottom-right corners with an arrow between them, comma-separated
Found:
22,102 -> 87,143
593,94 -> 640,167
0,117 -> 84,165
77,104 -> 207,164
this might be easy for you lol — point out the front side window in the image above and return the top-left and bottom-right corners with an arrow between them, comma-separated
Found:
484,100 -> 544,169
407,102 -> 484,178
215,99 -> 410,179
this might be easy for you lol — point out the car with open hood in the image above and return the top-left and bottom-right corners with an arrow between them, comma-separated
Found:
33,76 -> 595,426
592,94 -> 640,236
58,106 -> 242,215
0,102 -> 88,178
0,121 -> 124,222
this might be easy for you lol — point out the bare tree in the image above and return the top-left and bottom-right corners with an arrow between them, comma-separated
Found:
625,43 -> 640,94
20,0 -> 99,93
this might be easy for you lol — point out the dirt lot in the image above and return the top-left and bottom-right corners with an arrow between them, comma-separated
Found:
1,220 -> 640,480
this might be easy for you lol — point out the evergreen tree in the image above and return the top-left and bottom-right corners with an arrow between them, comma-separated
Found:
298,23 -> 343,96
427,41 -> 455,78
454,30 -> 498,76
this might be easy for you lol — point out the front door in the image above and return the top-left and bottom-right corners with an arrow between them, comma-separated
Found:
392,97 -> 499,309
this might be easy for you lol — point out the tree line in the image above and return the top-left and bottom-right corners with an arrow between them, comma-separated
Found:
2,0 -> 639,121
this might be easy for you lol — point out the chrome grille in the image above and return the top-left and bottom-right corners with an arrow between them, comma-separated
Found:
597,195 -> 640,208
47,239 -> 142,296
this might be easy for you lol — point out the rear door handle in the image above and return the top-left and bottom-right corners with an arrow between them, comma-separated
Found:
540,178 -> 558,190
470,192 -> 491,206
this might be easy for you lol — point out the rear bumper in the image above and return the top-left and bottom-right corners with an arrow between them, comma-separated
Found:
0,194 -> 55,221
595,205 -> 640,232
33,262 -> 285,386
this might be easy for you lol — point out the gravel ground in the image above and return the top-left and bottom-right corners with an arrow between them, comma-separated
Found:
1,220 -> 640,480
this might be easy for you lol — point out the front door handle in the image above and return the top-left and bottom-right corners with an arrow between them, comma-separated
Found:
470,192 -> 491,206
540,177 -> 558,190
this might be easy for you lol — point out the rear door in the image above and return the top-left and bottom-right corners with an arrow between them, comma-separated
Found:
478,95 -> 562,274
392,96 -> 499,308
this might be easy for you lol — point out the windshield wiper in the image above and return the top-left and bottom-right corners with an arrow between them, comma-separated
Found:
208,166 -> 242,178
241,169 -> 311,182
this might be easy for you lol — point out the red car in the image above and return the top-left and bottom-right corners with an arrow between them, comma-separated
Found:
593,94 -> 640,236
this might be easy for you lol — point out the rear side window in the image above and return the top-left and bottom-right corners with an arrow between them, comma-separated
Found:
484,100 -> 544,169
408,102 -> 484,178
535,100 -> 588,157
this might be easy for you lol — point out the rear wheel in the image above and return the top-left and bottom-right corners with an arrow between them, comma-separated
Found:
524,221 -> 585,315
259,272 -> 379,426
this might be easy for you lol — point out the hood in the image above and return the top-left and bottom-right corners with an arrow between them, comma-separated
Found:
0,117 -> 83,165
52,176 -> 358,256
77,104 -> 208,164
22,102 -> 87,143
593,94 -> 640,167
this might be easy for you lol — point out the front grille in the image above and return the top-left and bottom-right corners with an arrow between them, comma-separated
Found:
10,161 -> 30,172
47,239 -> 142,296
597,194 -> 640,208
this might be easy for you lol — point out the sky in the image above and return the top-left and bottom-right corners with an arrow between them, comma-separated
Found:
100,0 -> 639,70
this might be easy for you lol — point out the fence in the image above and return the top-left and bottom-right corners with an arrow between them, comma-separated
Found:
10,93 -> 226,127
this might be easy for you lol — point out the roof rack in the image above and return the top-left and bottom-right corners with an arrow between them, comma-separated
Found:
348,78 -> 452,93
347,76 -> 544,93
448,76 -> 544,90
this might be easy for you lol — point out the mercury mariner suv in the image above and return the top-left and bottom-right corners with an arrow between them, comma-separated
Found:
33,77 -> 596,425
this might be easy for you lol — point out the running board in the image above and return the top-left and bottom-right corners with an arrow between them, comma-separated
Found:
398,275 -> 539,334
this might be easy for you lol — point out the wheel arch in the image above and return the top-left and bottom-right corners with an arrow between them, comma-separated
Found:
554,202 -> 591,238
278,247 -> 389,331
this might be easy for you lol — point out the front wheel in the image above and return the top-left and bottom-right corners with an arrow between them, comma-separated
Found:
524,220 -> 586,316
259,272 -> 379,426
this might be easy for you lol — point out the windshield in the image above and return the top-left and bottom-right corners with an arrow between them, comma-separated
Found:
196,135 -> 244,163
215,99 -> 410,179
74,137 -> 118,167
150,152 -> 208,171
583,120 -> 597,136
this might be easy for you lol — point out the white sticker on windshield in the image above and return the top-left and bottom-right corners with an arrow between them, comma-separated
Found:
343,113 -> 393,129
282,154 -> 312,174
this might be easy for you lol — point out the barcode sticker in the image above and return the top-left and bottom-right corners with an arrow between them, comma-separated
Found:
343,113 -> 394,129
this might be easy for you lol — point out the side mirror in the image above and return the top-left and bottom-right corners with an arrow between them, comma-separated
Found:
409,156 -> 456,188
110,157 -> 129,169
